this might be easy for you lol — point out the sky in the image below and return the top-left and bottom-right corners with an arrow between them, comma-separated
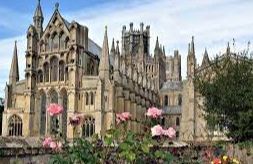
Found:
0,0 -> 253,97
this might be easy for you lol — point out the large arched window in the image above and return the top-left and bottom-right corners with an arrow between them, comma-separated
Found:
178,94 -> 182,106
60,33 -> 66,50
59,61 -> 65,81
52,33 -> 59,51
43,63 -> 49,82
8,115 -> 22,136
82,117 -> 95,138
45,35 -> 50,51
50,57 -> 58,82
164,95 -> 168,106
49,90 -> 59,134
38,70 -> 43,83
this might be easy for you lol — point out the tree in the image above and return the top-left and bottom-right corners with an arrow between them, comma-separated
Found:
195,53 -> 253,142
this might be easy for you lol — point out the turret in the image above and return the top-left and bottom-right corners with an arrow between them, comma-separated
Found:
33,0 -> 44,38
201,48 -> 210,67
9,41 -> 19,85
99,26 -> 110,80
226,42 -> 230,55
187,36 -> 196,78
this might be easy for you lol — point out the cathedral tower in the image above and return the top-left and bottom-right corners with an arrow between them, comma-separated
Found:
33,0 -> 44,38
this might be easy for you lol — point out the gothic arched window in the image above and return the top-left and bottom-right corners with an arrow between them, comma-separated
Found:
65,37 -> 69,49
82,117 -> 95,138
50,57 -> 58,82
46,34 -> 51,51
85,92 -> 89,105
59,60 -> 65,81
90,92 -> 94,105
60,33 -> 66,50
8,115 -> 22,136
176,117 -> 180,126
52,33 -> 59,51
164,95 -> 168,106
178,94 -> 182,106
43,63 -> 49,82
38,70 -> 43,83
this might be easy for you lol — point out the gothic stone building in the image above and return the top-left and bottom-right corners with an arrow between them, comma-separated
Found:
2,2 -> 164,138
2,1 -> 226,142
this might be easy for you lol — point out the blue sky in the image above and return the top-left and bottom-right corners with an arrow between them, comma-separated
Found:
0,0 -> 253,97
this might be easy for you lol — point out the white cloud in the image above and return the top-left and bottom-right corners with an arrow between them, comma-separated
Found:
0,0 -> 253,97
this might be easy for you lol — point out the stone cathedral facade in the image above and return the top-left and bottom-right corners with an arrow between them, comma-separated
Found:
2,1 -> 226,141
2,2 -> 163,138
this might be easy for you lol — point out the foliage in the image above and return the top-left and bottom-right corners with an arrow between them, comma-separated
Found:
49,107 -> 176,163
195,53 -> 253,142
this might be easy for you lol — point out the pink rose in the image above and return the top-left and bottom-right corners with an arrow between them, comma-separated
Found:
163,127 -> 176,138
56,141 -> 63,151
69,114 -> 83,126
151,125 -> 163,136
50,141 -> 57,150
42,137 -> 52,148
146,107 -> 162,118
116,112 -> 131,124
47,103 -> 63,116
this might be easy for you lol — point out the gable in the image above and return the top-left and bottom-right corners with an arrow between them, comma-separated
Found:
41,10 -> 70,41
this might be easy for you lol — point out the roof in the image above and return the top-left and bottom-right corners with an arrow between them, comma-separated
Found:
163,106 -> 182,114
160,81 -> 183,91
88,38 -> 102,58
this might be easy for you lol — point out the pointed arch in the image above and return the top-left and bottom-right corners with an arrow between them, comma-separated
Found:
90,92 -> 94,105
178,94 -> 182,106
8,115 -> 22,136
43,62 -> 49,82
51,32 -> 59,51
59,60 -> 65,81
85,92 -> 89,105
37,70 -> 43,83
50,56 -> 59,82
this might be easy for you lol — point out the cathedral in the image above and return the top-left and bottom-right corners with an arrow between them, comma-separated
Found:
2,1 -> 226,141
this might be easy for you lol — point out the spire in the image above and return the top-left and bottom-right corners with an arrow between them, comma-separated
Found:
201,48 -> 210,66
188,43 -> 191,55
34,0 -> 43,18
99,26 -> 110,80
191,36 -> 195,55
226,42 -> 230,55
110,38 -> 115,54
163,46 -> 166,56
116,40 -> 120,55
9,41 -> 19,84
33,0 -> 44,36
155,36 -> 159,50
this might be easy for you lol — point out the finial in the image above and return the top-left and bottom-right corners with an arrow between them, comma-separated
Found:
15,40 -> 17,44
55,2 -> 59,10
105,25 -> 107,31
